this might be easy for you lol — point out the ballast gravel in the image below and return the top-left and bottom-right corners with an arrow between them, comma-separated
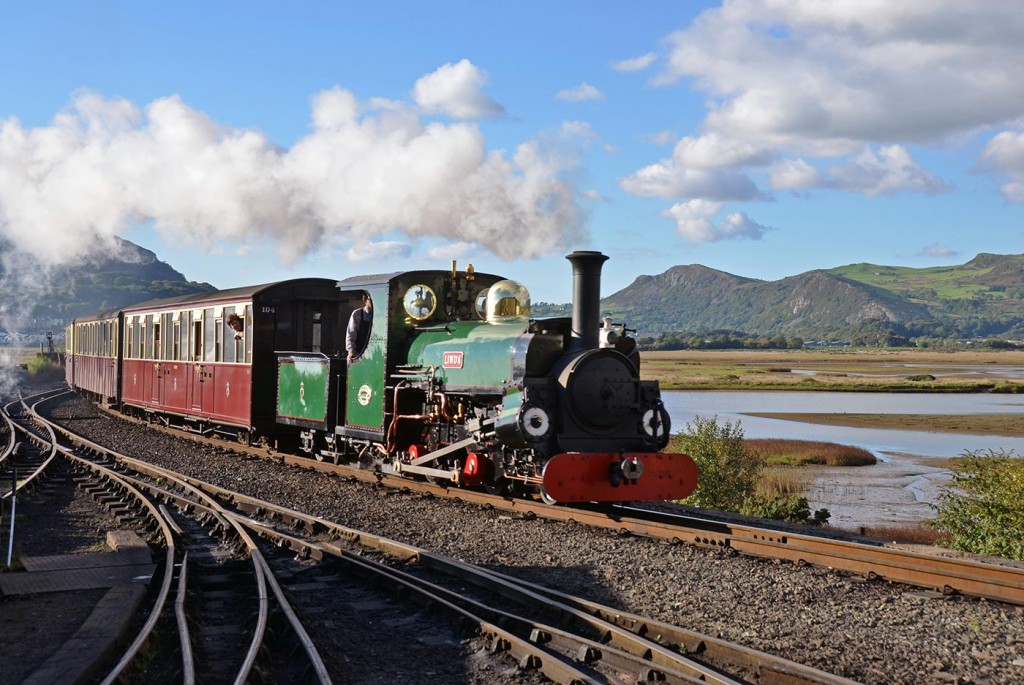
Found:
45,395 -> 1024,684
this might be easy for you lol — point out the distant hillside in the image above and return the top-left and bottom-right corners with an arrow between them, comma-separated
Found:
593,253 -> 1024,342
2,238 -> 215,329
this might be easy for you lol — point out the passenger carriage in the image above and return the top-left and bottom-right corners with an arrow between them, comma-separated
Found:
117,279 -> 345,442
65,307 -> 123,403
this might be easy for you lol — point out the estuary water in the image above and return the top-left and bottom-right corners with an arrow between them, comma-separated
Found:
661,391 -> 1024,459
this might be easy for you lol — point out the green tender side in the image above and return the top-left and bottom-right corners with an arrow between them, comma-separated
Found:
406,319 -> 528,392
277,356 -> 330,424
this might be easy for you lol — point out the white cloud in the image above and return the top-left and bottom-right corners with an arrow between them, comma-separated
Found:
656,1 -> 1024,146
662,199 -> 772,242
978,125 -> 1024,202
619,164 -> 763,202
582,189 -> 610,203
560,120 -> 598,139
618,1 -> 1021,219
555,83 -> 604,103
770,159 -> 821,191
611,53 -> 656,72
426,241 -> 476,260
826,146 -> 950,196
412,59 -> 505,119
346,241 -> 411,261
645,130 -> 678,146
671,133 -> 775,169
917,243 -> 959,258
0,80 -> 584,270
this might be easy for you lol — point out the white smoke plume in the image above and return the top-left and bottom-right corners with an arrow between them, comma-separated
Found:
0,71 -> 585,272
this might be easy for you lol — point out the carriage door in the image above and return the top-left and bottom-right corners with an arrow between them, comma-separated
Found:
150,315 -> 162,403
190,313 -> 208,413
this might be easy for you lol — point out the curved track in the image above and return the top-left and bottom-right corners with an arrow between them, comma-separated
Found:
35,391 -> 860,684
4,390 -> 330,684
98,400 -> 1024,606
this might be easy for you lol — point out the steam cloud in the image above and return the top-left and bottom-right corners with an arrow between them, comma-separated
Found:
0,69 -> 585,272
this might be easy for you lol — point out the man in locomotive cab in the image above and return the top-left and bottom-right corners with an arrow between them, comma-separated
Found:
346,292 -> 373,362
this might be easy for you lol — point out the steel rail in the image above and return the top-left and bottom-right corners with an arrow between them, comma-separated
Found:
63,394 -> 1024,604
31,396 -> 330,685
229,500 -> 856,684
160,504 -> 196,685
50,455 -> 178,685
1,394 -> 63,500
40,398 -> 850,684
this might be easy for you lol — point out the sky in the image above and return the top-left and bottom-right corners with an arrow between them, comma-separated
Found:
2,1 -> 1024,305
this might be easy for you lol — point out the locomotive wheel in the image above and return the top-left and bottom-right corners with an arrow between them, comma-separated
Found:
538,485 -> 558,506
483,476 -> 510,496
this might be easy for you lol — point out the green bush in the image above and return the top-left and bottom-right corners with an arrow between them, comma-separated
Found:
26,355 -> 63,382
740,493 -> 831,525
672,415 -> 762,511
931,450 -> 1024,560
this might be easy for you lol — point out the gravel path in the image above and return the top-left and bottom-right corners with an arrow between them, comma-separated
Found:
45,394 -> 1024,684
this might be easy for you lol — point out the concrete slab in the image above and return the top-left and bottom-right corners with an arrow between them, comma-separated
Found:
20,548 -> 153,572
0,564 -> 155,595
22,584 -> 147,685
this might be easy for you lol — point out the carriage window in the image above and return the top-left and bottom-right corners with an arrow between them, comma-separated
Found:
193,319 -> 203,361
182,312 -> 191,361
173,321 -> 181,361
132,318 -> 141,359
403,284 -> 437,321
215,317 -> 223,361
204,309 -> 215,362
223,307 -> 236,363
162,314 -> 173,360
153,321 -> 161,360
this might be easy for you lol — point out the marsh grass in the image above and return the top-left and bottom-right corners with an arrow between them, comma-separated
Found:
755,467 -> 809,497
744,438 -> 877,466
857,523 -> 948,545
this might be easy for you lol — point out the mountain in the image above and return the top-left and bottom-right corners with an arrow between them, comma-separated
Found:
600,253 -> 1024,341
2,238 -> 215,330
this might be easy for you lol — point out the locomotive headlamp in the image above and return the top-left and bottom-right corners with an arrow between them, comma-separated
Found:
518,404 -> 552,440
403,284 -> 437,321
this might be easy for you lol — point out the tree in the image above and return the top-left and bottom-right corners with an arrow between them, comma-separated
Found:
673,415 -> 762,511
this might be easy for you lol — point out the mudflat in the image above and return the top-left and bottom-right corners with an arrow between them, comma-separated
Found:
748,412 -> 1022,437
641,348 -> 1024,391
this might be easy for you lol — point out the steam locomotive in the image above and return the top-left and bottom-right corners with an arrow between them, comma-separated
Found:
65,252 -> 697,503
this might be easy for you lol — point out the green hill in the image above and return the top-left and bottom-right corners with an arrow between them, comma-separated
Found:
594,253 -> 1024,343
1,238 -> 214,332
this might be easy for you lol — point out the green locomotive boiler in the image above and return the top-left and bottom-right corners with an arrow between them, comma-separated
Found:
275,251 -> 697,503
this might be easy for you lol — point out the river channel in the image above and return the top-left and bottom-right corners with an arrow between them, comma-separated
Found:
661,391 -> 1024,459
661,390 -> 1024,527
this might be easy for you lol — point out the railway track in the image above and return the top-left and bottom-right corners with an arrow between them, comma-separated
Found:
2,391 -> 330,684
30,390 -> 860,684
80,395 -> 1024,607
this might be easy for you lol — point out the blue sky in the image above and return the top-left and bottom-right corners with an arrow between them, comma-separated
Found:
2,1 -> 1024,304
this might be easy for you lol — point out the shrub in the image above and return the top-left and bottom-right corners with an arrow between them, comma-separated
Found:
672,415 -> 762,511
740,493 -> 830,525
906,374 -> 936,381
26,355 -> 63,382
931,450 -> 1024,560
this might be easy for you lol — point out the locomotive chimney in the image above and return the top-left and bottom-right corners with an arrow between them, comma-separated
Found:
566,250 -> 608,352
